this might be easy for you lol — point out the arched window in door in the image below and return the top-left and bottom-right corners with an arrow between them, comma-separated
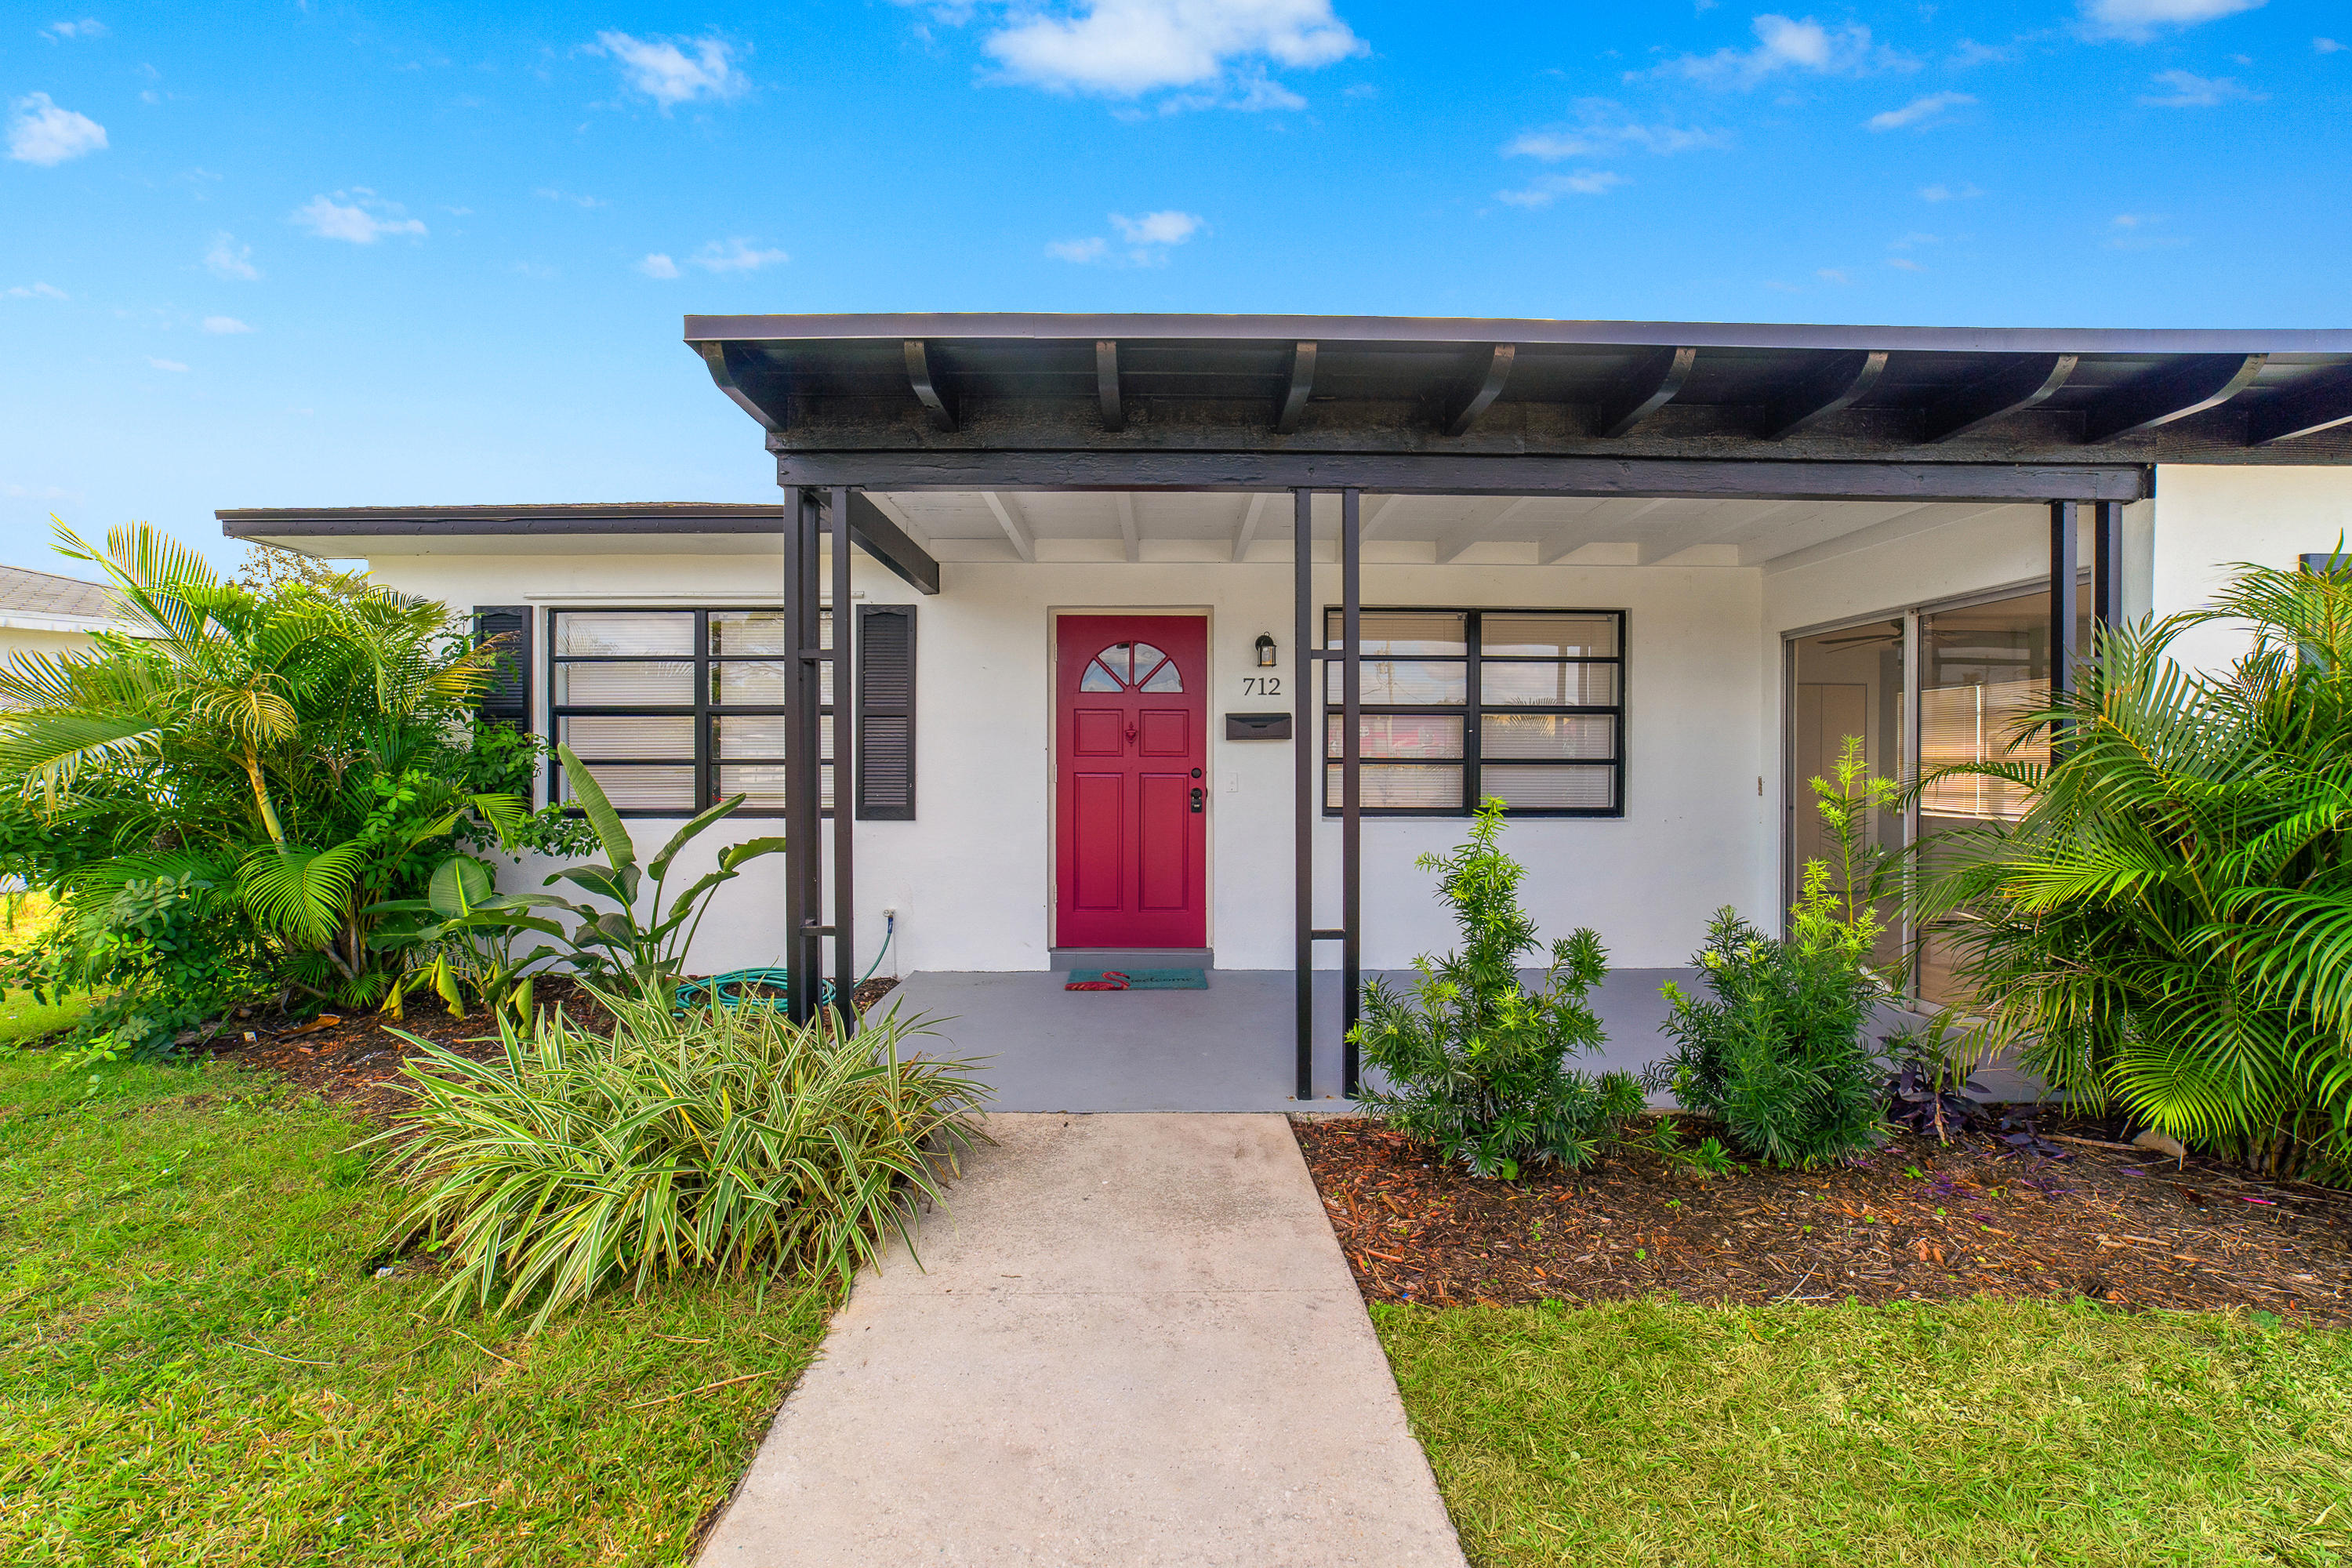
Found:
1076,641 -> 1184,693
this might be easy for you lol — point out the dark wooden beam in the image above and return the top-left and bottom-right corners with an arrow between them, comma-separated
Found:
1095,339 -> 1124,433
2051,500 -> 2081,718
2248,367 -> 2352,446
1922,353 -> 2078,444
1276,341 -> 1316,434
696,343 -> 785,433
779,450 -> 2149,503
1761,350 -> 1889,441
2084,353 -> 2266,444
840,490 -> 942,596
903,339 -> 957,432
1593,347 -> 1697,438
1439,344 -> 1515,437
2092,499 -> 2123,627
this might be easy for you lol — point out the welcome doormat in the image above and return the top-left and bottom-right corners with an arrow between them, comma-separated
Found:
1062,968 -> 1209,991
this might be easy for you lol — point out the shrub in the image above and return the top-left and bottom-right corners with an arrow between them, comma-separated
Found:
1653,739 -> 1893,1168
1916,556 -> 2352,1179
1353,799 -> 1642,1178
0,520 -> 579,1015
376,995 -> 988,1330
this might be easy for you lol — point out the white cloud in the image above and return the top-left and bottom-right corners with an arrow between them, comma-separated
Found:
2080,0 -> 2263,38
593,31 -> 748,110
6,281 -> 68,299
1497,169 -> 1629,207
2139,68 -> 2262,104
40,18 -> 107,41
203,232 -> 260,280
2318,37 -> 2347,53
1648,14 -> 1913,85
2107,212 -> 2187,249
292,190 -> 427,244
1918,181 -> 1984,201
147,358 -> 188,372
1049,210 -> 1205,263
535,187 -> 607,208
1109,209 -> 1203,246
1504,102 -> 1729,159
1817,267 -> 1853,284
200,315 -> 252,334
635,252 -> 681,278
1886,256 -> 1926,271
1867,91 -> 1976,130
981,0 -> 1365,103
7,91 -> 107,165
690,238 -> 788,272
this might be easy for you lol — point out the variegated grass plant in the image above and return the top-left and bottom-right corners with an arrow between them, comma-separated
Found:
372,995 -> 988,1331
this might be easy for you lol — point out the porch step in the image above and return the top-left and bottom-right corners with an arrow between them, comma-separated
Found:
1049,946 -> 1214,974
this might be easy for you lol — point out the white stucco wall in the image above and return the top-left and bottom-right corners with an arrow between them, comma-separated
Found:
2150,464 -> 2352,673
365,546 -> 1769,976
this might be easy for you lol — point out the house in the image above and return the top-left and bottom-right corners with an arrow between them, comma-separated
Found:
0,563 -> 135,702
217,313 -> 2352,1107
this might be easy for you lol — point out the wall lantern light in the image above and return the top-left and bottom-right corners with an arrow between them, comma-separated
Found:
1254,633 -> 1277,667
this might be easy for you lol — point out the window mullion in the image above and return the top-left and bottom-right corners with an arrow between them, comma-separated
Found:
695,609 -> 711,808
1465,609 -> 1483,809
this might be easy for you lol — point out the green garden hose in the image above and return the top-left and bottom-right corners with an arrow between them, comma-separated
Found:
673,911 -> 895,1013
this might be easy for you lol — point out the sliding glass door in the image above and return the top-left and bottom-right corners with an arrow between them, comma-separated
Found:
1785,580 -> 2088,1007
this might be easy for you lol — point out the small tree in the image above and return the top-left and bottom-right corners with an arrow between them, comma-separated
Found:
1353,799 -> 1642,1179
1654,737 -> 1893,1168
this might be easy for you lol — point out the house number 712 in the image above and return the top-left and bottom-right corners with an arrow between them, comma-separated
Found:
1240,676 -> 1282,695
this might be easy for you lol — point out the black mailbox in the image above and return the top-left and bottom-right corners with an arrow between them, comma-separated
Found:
1225,711 -> 1292,740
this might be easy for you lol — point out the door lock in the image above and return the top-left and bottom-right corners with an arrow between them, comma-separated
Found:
1189,787 -> 1203,813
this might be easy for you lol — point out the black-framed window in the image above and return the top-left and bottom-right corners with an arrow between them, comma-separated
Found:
548,607 -> 828,818
1322,608 -> 1624,817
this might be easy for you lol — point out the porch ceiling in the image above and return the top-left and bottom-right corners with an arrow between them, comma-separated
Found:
869,490 -> 2034,570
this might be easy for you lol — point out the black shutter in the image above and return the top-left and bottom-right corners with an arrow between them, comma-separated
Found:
472,605 -> 532,732
856,604 -> 915,819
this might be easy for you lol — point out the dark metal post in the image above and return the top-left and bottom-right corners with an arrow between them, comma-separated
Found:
1341,488 -> 1363,1099
1293,489 -> 1314,1101
782,488 -> 822,1022
2092,499 -> 2124,630
829,487 -> 856,1029
2049,499 -> 2081,747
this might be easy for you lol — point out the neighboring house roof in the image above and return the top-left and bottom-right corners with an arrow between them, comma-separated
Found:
0,562 -> 136,636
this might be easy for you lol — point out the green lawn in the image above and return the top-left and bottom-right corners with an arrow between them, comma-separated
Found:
1377,1298 -> 2352,1567
0,1054 -> 833,1566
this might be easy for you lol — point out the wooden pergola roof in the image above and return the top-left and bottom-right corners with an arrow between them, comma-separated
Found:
685,313 -> 2352,498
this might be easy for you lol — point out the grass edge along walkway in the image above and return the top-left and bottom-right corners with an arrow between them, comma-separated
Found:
1375,1295 -> 2352,1568
0,1054 -> 833,1566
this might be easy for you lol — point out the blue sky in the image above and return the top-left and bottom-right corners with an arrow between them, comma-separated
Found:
3,0 -> 2347,568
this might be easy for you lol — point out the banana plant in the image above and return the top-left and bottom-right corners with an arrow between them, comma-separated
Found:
372,854 -> 557,1023
466,744 -> 786,1004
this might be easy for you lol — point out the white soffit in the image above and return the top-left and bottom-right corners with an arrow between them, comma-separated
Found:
877,492 -> 2039,568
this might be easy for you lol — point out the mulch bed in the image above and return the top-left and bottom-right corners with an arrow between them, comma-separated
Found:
1293,1113 -> 2352,1323
192,975 -> 906,1123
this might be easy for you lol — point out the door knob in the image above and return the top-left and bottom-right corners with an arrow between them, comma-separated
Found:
1190,787 -> 1203,813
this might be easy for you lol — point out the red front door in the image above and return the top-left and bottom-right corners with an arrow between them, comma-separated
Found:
1054,615 -> 1208,949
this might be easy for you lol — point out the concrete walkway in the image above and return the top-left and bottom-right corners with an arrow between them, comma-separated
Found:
698,1114 -> 1467,1567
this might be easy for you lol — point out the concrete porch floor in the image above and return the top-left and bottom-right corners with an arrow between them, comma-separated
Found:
879,966 -> 1696,1112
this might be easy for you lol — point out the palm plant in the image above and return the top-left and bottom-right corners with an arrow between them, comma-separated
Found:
0,520 -> 535,1015
1914,557 -> 2352,1179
